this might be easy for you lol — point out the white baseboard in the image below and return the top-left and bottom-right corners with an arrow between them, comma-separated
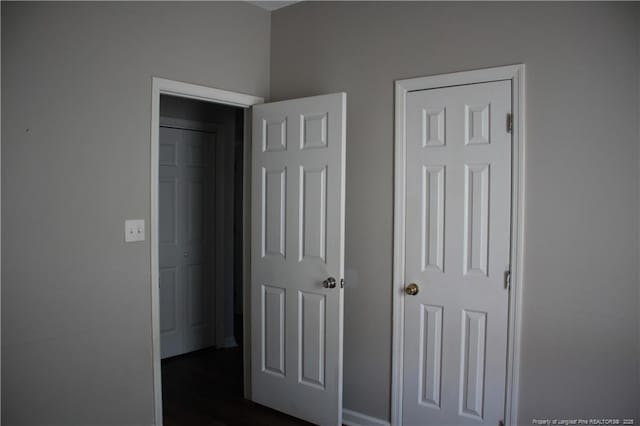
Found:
219,336 -> 238,348
342,409 -> 390,426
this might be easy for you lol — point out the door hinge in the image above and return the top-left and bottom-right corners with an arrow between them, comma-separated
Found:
499,421 -> 505,426
504,270 -> 511,290
506,113 -> 513,133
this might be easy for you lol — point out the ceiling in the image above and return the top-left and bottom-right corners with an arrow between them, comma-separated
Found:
246,1 -> 300,11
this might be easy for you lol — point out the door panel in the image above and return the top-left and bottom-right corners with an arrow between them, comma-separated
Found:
251,93 -> 346,426
159,178 -> 178,244
187,264 -> 205,326
403,81 -> 511,426
300,166 -> 327,262
159,126 -> 215,358
159,267 -> 179,351
422,165 -> 445,272
263,285 -> 286,376
299,290 -> 326,388
263,167 -> 287,258
419,304 -> 443,408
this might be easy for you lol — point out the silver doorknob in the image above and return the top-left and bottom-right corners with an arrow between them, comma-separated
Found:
405,283 -> 419,296
322,277 -> 337,289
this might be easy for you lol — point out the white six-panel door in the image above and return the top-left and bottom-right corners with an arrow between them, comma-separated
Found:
402,81 -> 512,425
251,93 -> 346,426
159,125 -> 215,359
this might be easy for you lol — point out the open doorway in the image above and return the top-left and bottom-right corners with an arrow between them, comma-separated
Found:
152,82 -> 313,426
158,94 -> 246,423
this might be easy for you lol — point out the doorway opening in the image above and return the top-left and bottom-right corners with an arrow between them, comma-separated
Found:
158,94 -> 246,424
150,78 -> 264,426
151,79 -> 315,426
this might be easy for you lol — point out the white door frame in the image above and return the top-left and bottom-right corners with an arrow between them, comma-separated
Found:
391,64 -> 526,426
150,77 -> 263,426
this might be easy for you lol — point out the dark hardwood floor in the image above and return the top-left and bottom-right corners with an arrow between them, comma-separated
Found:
162,346 -> 313,426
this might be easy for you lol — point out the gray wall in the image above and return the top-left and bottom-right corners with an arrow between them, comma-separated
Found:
270,2 -> 640,423
3,2 -> 640,425
1,2 -> 269,424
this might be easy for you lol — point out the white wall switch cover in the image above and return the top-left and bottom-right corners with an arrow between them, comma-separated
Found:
125,219 -> 145,242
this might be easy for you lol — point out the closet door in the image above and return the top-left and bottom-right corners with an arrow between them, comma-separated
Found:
402,81 -> 512,426
159,125 -> 215,358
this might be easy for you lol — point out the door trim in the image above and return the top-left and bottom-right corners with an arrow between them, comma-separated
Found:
150,77 -> 263,426
391,64 -> 526,426
159,116 -> 220,134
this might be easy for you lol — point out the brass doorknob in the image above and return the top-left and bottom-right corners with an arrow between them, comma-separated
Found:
405,283 -> 419,296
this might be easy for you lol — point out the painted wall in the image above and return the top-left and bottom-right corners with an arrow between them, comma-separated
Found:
1,2 -> 269,424
271,2 -> 640,423
3,2 -> 640,424
636,9 -> 640,392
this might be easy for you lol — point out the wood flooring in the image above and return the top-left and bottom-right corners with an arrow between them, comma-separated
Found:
161,346 -> 313,426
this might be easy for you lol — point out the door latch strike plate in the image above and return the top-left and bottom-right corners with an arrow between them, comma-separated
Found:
504,270 -> 511,290
507,113 -> 513,133
340,278 -> 344,288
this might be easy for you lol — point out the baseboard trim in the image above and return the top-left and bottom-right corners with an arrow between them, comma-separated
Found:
219,336 -> 238,348
342,409 -> 390,426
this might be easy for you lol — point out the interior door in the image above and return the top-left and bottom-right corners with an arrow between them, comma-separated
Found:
159,125 -> 215,359
251,93 -> 346,425
402,81 -> 512,425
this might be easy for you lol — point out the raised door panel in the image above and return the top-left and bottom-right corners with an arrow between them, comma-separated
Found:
159,266 -> 180,358
299,166 -> 327,263
187,264 -> 205,327
298,291 -> 326,388
159,177 -> 178,245
464,164 -> 490,276
160,268 -> 178,334
422,166 -> 445,272
301,113 -> 328,150
262,168 -> 287,258
263,285 -> 286,376
465,104 -> 490,145
187,179 -> 204,244
422,107 -> 446,147
264,118 -> 287,152
160,141 -> 178,166
460,310 -> 487,419
419,304 -> 443,408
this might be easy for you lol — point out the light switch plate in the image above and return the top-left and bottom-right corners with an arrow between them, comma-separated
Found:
125,219 -> 145,242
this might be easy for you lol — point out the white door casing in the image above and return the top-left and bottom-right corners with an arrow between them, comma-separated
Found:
159,125 -> 216,359
401,80 -> 512,425
251,93 -> 346,426
151,78 -> 264,426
